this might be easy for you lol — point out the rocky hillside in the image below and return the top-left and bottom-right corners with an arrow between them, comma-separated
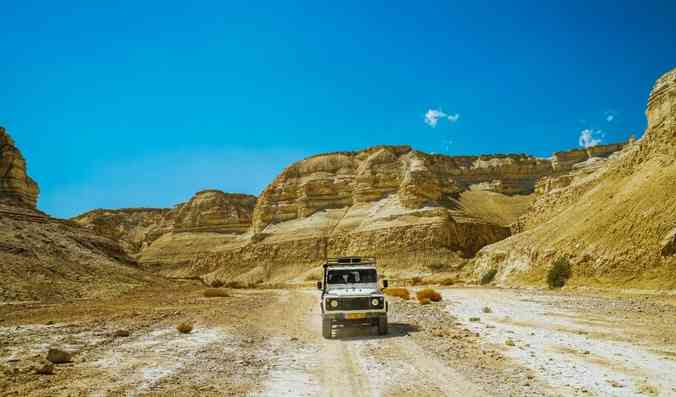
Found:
0,128 -> 160,302
80,141 -> 624,285
73,190 -> 257,266
471,68 -> 676,290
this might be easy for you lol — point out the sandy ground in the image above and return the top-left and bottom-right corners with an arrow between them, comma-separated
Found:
1,285 -> 674,396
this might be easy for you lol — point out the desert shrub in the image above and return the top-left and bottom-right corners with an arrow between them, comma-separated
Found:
203,288 -> 230,298
469,317 -> 480,322
383,287 -> 411,300
411,276 -> 423,286
210,279 -> 224,288
419,298 -> 431,305
416,288 -> 442,302
546,257 -> 571,288
176,322 -> 193,334
479,268 -> 497,285
482,306 -> 492,314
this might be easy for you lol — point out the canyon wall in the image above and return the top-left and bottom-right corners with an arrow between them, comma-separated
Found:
470,68 -> 676,289
145,143 -> 624,284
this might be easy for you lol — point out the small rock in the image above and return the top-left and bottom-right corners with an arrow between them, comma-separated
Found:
505,338 -> 516,347
46,348 -> 71,364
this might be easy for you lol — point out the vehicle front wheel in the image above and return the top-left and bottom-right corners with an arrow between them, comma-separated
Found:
322,318 -> 332,339
377,316 -> 388,335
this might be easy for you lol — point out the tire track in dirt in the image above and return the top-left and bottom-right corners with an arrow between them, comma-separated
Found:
258,290 -> 487,397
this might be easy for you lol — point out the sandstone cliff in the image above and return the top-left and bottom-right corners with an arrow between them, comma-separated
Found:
72,190 -> 258,266
154,143 -> 623,285
470,68 -> 676,289
0,127 -> 160,302
0,127 -> 39,208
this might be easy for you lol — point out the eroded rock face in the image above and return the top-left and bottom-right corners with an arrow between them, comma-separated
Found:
174,190 -> 256,233
647,68 -> 676,129
73,190 -> 257,259
252,145 -> 624,234
470,68 -> 676,289
0,127 -> 39,208
72,207 -> 177,255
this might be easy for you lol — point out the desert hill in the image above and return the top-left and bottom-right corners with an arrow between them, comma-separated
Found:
470,68 -> 676,290
0,127 -> 161,302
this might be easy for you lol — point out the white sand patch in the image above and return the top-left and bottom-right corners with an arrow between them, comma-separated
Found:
257,336 -> 322,397
91,327 -> 230,396
442,289 -> 676,397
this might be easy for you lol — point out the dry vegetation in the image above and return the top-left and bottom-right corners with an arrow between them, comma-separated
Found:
203,288 -> 230,298
383,287 -> 411,300
416,288 -> 442,302
176,322 -> 193,334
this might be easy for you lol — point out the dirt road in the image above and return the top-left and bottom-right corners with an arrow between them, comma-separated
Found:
1,285 -> 674,396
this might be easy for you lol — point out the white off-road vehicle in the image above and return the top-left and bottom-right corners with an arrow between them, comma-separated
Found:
317,256 -> 389,338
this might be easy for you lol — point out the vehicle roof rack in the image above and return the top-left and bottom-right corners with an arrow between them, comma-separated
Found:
324,256 -> 376,267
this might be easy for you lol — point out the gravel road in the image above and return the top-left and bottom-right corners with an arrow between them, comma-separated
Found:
1,285 -> 674,396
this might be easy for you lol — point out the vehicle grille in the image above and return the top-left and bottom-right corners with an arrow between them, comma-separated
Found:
327,297 -> 383,311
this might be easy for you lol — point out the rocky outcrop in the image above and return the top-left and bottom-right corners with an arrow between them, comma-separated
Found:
0,127 -> 39,208
174,190 -> 256,233
252,145 -> 624,235
470,68 -> 676,290
0,129 -> 159,302
73,190 -> 257,264
72,207 -> 176,255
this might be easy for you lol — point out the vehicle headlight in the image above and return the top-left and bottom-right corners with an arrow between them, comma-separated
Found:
372,298 -> 380,306
330,300 -> 339,308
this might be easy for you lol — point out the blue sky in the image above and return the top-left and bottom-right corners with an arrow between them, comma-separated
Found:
1,1 -> 674,217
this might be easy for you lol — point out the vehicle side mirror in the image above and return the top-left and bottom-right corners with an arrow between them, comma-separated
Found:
317,281 -> 322,290
382,279 -> 389,289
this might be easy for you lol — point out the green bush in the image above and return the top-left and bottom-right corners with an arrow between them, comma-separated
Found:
479,269 -> 497,285
547,257 -> 572,288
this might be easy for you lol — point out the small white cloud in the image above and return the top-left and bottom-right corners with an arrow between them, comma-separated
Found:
424,109 -> 460,128
604,110 -> 617,123
579,129 -> 603,148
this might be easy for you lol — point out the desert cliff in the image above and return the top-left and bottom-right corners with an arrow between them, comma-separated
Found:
75,141 -> 625,285
470,68 -> 676,289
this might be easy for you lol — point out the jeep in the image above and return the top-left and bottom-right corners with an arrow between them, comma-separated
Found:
317,256 -> 389,338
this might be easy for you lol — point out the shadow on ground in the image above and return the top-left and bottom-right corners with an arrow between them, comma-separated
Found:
332,322 -> 420,341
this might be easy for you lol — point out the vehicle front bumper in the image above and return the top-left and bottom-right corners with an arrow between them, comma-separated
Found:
322,311 -> 387,321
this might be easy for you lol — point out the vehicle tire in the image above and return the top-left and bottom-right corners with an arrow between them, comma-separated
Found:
322,318 -> 332,339
377,316 -> 388,335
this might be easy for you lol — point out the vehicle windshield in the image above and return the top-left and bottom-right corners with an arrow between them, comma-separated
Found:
326,269 -> 377,284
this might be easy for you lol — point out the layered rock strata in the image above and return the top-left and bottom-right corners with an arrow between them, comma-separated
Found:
470,68 -> 676,289
0,127 -> 39,208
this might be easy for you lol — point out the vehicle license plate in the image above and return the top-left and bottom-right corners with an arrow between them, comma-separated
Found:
346,313 -> 366,320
